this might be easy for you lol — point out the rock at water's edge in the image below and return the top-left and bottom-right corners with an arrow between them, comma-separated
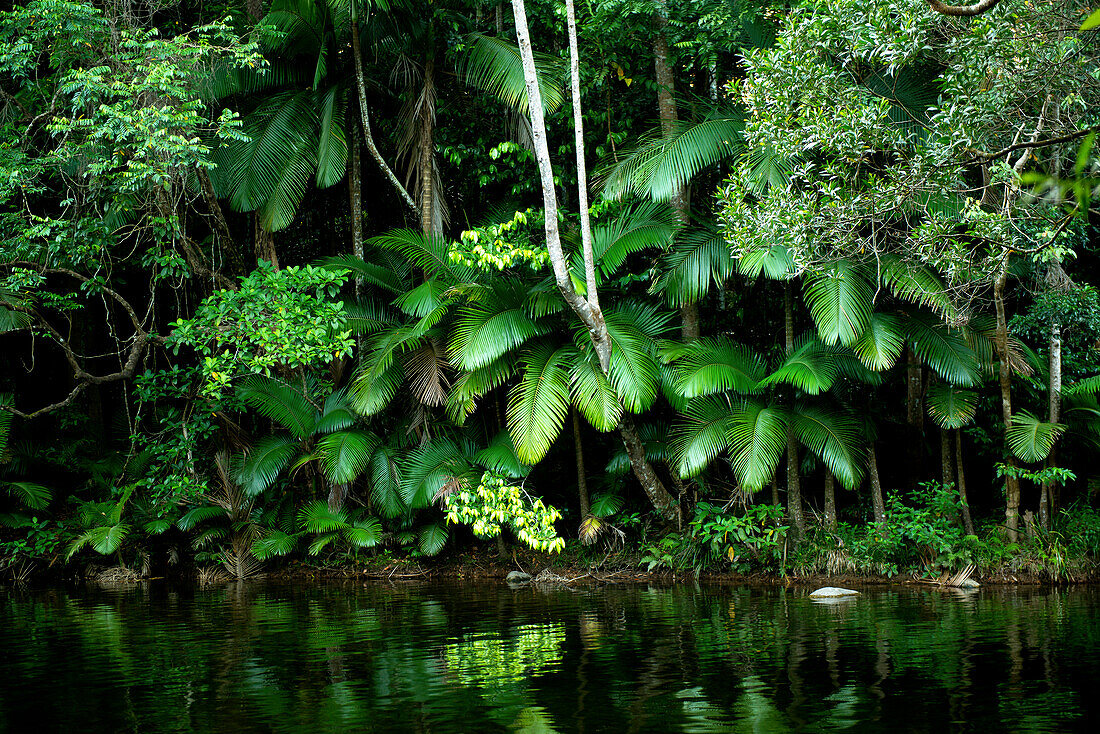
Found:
809,586 -> 860,598
505,571 -> 532,583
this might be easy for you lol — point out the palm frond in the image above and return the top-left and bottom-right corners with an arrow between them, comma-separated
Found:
802,260 -> 874,347
474,431 -> 533,479
1006,412 -> 1065,463
321,255 -> 406,293
177,505 -> 229,531
672,395 -> 734,478
67,523 -> 130,559
368,444 -> 405,518
370,229 -> 475,283
450,294 -> 546,371
791,404 -> 865,490
508,343 -> 573,464
601,301 -> 675,413
417,523 -> 449,556
906,312 -> 981,387
570,355 -> 623,432
580,202 -> 677,282
880,254 -> 956,319
926,384 -> 978,429
349,358 -> 404,416
758,339 -> 838,395
727,401 -> 788,491
2,481 -> 50,510
653,225 -> 735,305
317,430 -> 378,484
400,439 -> 474,509
852,312 -> 905,371
590,492 -> 624,518
737,244 -> 796,281
601,112 -> 744,202
668,337 -> 764,398
458,33 -> 565,115
742,146 -> 793,195
251,528 -> 298,560
298,499 -> 349,533
236,435 -> 298,495
446,357 -> 517,423
343,516 -> 382,548
238,375 -> 317,439
403,338 -> 451,407
314,85 -> 348,187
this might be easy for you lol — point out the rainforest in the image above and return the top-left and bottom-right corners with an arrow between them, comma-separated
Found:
2,0 -> 1100,586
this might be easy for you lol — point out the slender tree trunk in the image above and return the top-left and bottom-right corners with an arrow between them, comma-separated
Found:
327,482 -> 348,512
348,120 -> 364,298
619,415 -> 678,523
419,54 -> 436,236
652,0 -> 699,340
823,472 -> 837,532
1042,261 -> 1066,531
956,430 -> 975,535
350,17 -> 418,215
770,474 -> 780,507
572,407 -> 591,518
254,214 -> 278,269
993,264 -> 1021,542
566,0 -> 599,315
783,282 -> 803,536
513,0 -> 674,520
906,345 -> 923,492
868,443 -> 886,525
941,428 -> 954,487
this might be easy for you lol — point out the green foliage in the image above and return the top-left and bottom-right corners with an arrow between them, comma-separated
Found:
443,471 -> 564,553
169,262 -> 353,396
450,209 -> 549,271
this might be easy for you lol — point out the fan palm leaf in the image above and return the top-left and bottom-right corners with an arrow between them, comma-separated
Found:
368,444 -> 404,518
343,516 -> 382,548
600,301 -> 675,413
417,522 -> 449,556
737,243 -> 797,281
317,429 -> 378,484
905,312 -> 981,387
474,432 -> 533,479
458,32 -> 565,115
667,337 -> 764,398
802,260 -> 874,347
446,357 -> 517,423
508,343 -> 573,464
758,339 -> 838,395
400,439 -> 474,509
450,292 -> 547,371
880,254 -> 956,318
727,401 -> 788,491
578,202 -> 677,282
791,404 -> 864,489
673,395 -> 734,478
1006,412 -> 1065,463
926,384 -> 978,429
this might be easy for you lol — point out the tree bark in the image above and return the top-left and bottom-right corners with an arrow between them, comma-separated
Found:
513,0 -> 674,519
823,472 -> 837,532
566,0 -> 599,314
618,415 -> 678,524
254,214 -> 278,269
1041,261 -> 1067,531
348,119 -> 364,298
868,443 -> 886,525
925,0 -> 1003,17
941,428 -> 954,487
418,54 -> 436,236
350,17 -> 418,215
783,282 -> 804,536
956,430 -> 975,535
906,345 -> 923,492
993,263 -> 1021,542
572,407 -> 591,518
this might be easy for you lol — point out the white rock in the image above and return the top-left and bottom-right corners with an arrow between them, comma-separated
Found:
809,586 -> 860,598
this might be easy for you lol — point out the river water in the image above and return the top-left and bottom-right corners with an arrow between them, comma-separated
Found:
2,581 -> 1097,732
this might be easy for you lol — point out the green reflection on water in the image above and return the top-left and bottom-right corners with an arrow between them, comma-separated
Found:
2,583 -> 1099,733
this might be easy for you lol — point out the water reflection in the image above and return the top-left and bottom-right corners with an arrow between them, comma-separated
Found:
2,583 -> 1099,732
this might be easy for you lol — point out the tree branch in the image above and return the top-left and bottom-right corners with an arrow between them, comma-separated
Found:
925,0 -> 1003,17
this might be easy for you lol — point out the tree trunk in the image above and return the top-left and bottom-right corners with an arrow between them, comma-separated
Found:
770,474 -> 780,507
993,263 -> 1021,542
941,428 -> 954,487
783,282 -> 803,536
653,0 -> 698,340
956,430 -> 975,536
868,443 -> 886,525
418,54 -> 436,236
348,120 -> 364,298
823,472 -> 836,532
327,482 -> 348,513
254,214 -> 278,269
1042,261 -> 1066,531
906,345 -> 923,492
618,415 -> 678,524
572,407 -> 591,518
350,17 -> 418,215
514,0 -> 674,518
566,0 -> 600,315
